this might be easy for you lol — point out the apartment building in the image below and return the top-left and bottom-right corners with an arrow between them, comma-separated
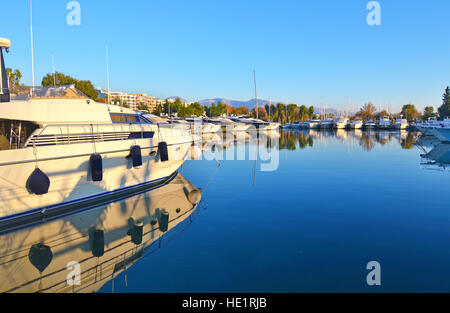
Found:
97,88 -> 162,112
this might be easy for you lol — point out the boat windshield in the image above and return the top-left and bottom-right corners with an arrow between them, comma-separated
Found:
10,85 -> 89,101
142,113 -> 168,123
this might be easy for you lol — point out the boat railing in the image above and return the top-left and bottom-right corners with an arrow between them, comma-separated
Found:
25,122 -> 190,148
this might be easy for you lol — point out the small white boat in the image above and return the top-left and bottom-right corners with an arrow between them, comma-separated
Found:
267,122 -> 280,131
305,120 -> 321,129
290,121 -> 302,129
319,119 -> 334,129
378,118 -> 392,130
349,119 -> 363,129
364,120 -> 376,130
334,117 -> 349,129
394,118 -> 409,130
183,117 -> 221,134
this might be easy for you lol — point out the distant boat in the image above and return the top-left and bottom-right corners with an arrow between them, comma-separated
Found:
305,120 -> 320,129
349,119 -> 363,129
394,118 -> 409,130
319,119 -> 334,129
364,120 -> 376,130
334,117 -> 349,129
183,117 -> 222,134
290,121 -> 302,129
378,118 -> 392,130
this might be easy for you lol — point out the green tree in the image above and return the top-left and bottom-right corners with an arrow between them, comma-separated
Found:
5,68 -> 22,92
438,86 -> 450,119
308,106 -> 315,117
41,72 -> 98,100
423,106 -> 435,120
153,102 -> 164,115
356,102 -> 377,121
138,102 -> 148,111
298,105 -> 309,121
401,104 -> 419,121
375,110 -> 389,120
189,102 -> 204,116
210,101 -> 227,117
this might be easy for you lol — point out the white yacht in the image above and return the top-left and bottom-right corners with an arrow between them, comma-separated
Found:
305,120 -> 320,129
180,117 -> 221,134
349,119 -> 363,129
206,117 -> 251,132
334,117 -> 349,129
282,123 -> 292,129
415,118 -> 450,135
378,118 -> 392,130
289,121 -> 302,129
237,117 -> 269,131
394,118 -> 409,130
319,119 -> 334,129
364,120 -> 376,130
0,38 -> 196,226
266,121 -> 280,131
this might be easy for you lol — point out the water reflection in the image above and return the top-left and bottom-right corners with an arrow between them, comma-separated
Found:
419,142 -> 450,171
278,129 -> 417,151
0,173 -> 201,293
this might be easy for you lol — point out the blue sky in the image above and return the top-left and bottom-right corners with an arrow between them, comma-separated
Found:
1,0 -> 449,112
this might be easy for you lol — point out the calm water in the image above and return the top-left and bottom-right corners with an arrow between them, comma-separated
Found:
2,129 -> 450,292
102,130 -> 450,292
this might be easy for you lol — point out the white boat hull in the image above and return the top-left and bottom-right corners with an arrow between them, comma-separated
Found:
0,134 -> 193,222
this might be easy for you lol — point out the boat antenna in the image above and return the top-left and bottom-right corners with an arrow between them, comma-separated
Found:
29,0 -> 35,96
105,44 -> 111,111
268,96 -> 271,121
253,70 -> 258,120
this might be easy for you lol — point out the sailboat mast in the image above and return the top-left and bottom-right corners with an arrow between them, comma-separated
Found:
29,0 -> 35,95
254,70 -> 258,120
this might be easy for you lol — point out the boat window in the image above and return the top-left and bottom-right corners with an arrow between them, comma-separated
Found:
110,114 -> 127,123
126,115 -> 139,123
139,116 -> 151,124
0,119 -> 40,150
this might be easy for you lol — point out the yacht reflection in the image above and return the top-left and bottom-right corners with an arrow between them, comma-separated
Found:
420,143 -> 450,170
359,133 -> 376,151
279,129 -> 418,151
399,132 -> 417,150
0,173 -> 201,293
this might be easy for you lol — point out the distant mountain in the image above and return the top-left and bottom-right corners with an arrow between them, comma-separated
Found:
169,96 -> 352,116
198,98 -> 273,109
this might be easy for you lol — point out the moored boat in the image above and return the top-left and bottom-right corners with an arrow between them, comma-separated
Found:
0,38 -> 196,226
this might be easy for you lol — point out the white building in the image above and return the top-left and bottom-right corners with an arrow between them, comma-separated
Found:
97,88 -> 163,112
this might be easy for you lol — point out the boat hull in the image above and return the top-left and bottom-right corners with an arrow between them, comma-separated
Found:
0,136 -> 193,224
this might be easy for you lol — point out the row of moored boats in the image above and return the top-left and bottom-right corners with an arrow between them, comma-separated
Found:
283,117 -> 411,130
155,116 -> 280,133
